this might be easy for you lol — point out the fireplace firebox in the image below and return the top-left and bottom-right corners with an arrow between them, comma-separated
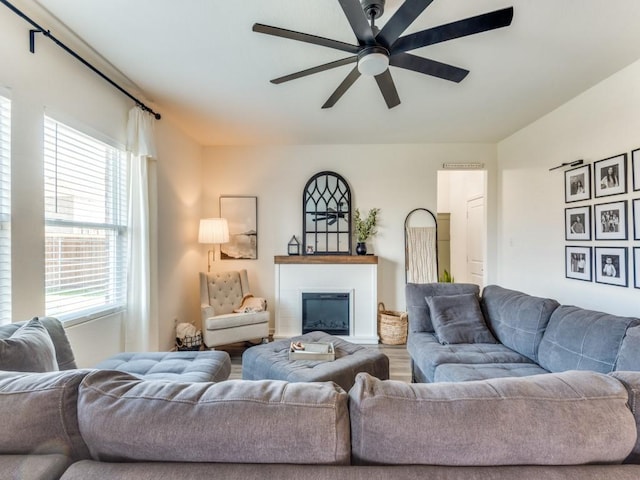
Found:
302,292 -> 350,336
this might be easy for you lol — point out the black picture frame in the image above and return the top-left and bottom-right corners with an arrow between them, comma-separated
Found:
595,247 -> 628,287
219,196 -> 258,260
594,200 -> 627,241
594,153 -> 627,198
634,248 -> 640,289
564,164 -> 591,203
565,206 -> 591,241
634,198 -> 640,241
633,148 -> 640,192
565,246 -> 592,282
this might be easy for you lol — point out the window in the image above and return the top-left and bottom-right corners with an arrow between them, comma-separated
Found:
0,95 -> 10,324
44,116 -> 127,322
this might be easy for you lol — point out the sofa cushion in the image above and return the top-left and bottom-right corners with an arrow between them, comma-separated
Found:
538,306 -> 640,374
434,362 -> 549,382
0,370 -> 91,460
616,326 -> 640,371
426,293 -> 497,344
481,285 -> 559,362
78,370 -> 350,465
405,283 -> 479,333
407,332 -> 533,383
0,318 -> 58,373
0,454 -> 72,480
0,317 -> 77,370
349,371 -> 636,466
611,371 -> 640,464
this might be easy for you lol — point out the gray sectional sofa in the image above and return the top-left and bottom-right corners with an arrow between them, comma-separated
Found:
406,283 -> 640,383
2,367 -> 640,479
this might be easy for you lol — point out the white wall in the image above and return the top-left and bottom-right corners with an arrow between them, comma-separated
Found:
497,59 -> 640,317
202,144 -> 497,327
1,5 -> 202,362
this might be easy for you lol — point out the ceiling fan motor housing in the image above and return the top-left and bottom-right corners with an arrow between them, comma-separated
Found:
360,0 -> 385,20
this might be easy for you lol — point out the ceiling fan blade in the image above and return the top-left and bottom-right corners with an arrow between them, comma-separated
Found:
374,69 -> 401,109
271,56 -> 357,84
391,7 -> 514,53
322,67 -> 361,109
253,23 -> 359,54
390,52 -> 469,82
376,0 -> 435,49
338,0 -> 375,45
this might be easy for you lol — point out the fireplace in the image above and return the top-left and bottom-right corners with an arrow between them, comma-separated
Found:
302,292 -> 350,336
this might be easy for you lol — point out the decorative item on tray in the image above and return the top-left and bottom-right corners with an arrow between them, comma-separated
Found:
289,341 -> 335,361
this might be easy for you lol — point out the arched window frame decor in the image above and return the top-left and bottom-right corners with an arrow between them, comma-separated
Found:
302,171 -> 352,255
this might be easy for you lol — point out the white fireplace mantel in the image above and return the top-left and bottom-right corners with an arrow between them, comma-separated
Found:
274,255 -> 378,344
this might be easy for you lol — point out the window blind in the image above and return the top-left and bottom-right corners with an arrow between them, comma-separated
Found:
0,96 -> 10,324
44,116 -> 127,321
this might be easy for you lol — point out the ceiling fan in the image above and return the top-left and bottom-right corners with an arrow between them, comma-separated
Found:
253,0 -> 513,109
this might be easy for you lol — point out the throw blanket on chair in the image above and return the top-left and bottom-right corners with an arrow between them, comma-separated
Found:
233,294 -> 266,313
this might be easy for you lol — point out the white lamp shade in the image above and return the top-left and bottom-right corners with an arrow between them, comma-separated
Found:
198,218 -> 229,244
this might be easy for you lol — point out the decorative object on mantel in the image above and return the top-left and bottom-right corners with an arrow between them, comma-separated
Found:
303,171 -> 352,255
354,208 -> 380,255
287,235 -> 300,255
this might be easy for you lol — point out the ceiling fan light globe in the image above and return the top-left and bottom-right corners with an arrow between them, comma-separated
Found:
358,52 -> 389,76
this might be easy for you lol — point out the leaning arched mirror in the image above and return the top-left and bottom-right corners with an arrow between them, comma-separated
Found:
405,208 -> 438,283
303,171 -> 352,255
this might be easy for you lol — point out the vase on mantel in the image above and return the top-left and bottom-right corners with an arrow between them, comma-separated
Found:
355,242 -> 367,255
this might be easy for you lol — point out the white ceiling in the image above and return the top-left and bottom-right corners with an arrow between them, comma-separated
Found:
31,0 -> 640,146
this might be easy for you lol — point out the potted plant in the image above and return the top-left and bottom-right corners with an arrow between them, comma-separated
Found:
353,208 -> 380,255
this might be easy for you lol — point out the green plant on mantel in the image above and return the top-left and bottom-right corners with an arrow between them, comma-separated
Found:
354,208 -> 380,242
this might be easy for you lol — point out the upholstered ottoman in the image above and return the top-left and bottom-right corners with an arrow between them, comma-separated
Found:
94,351 -> 231,382
242,331 -> 389,391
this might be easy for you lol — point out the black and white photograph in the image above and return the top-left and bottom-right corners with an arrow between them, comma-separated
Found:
565,206 -> 591,241
219,196 -> 258,260
594,153 -> 627,198
633,148 -> 640,192
564,164 -> 591,203
635,198 -> 640,241
565,246 -> 592,282
594,200 -> 627,240
595,247 -> 628,287
635,248 -> 640,289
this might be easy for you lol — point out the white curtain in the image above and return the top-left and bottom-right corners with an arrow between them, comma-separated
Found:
406,226 -> 438,283
125,107 -> 157,352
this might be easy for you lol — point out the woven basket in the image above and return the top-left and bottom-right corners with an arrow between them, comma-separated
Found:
377,303 -> 408,345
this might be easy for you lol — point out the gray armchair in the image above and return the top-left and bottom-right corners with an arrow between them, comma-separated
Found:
199,270 -> 269,348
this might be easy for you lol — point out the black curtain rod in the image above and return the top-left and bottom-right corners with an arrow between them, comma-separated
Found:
1,0 -> 161,120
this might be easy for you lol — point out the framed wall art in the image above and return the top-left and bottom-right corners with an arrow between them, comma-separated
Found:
565,246 -> 592,282
634,248 -> 640,289
595,246 -> 628,287
594,153 -> 627,198
219,196 -> 258,260
634,198 -> 640,241
594,200 -> 627,241
565,206 -> 591,241
564,164 -> 590,203
633,148 -> 640,192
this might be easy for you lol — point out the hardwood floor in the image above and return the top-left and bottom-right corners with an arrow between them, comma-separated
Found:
216,341 -> 412,383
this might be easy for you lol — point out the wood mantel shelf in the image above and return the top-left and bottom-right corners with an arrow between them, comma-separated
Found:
274,255 -> 378,265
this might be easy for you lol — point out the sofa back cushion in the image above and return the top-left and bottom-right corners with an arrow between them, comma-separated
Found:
538,306 -> 640,373
0,317 -> 77,370
0,318 -> 58,372
481,285 -> 559,362
616,325 -> 640,371
405,283 -> 479,333
610,371 -> 640,464
349,371 -> 635,466
78,370 -> 351,465
0,370 -> 91,460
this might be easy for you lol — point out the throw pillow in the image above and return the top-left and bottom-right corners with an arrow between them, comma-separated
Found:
425,293 -> 497,345
0,317 -> 59,372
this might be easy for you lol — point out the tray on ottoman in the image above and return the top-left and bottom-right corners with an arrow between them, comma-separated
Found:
289,342 -> 335,361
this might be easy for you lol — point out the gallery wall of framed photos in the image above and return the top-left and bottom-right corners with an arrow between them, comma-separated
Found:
564,149 -> 640,289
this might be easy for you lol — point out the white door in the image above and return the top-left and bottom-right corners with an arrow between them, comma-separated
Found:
466,196 -> 485,288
